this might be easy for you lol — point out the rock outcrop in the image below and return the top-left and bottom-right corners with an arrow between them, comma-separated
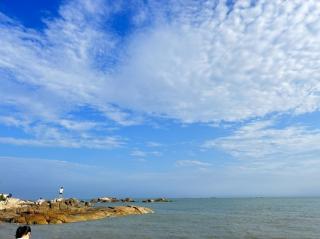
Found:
121,198 -> 135,203
0,198 -> 153,225
90,197 -> 135,203
142,198 -> 171,203
90,197 -> 119,203
0,198 -> 33,211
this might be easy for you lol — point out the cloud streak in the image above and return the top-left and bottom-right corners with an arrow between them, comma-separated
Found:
176,160 -> 212,168
204,119 -> 320,173
130,149 -> 161,158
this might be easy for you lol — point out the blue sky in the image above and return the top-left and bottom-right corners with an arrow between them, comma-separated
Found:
1,0 -> 320,199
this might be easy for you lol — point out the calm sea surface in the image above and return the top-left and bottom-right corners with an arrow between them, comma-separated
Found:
1,198 -> 320,239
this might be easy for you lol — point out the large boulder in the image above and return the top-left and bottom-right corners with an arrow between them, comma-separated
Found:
109,205 -> 154,215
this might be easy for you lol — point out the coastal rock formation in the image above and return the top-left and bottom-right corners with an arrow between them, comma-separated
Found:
90,197 -> 119,203
0,198 -> 153,225
90,197 -> 135,203
121,198 -> 135,203
142,198 -> 171,203
0,198 -> 33,211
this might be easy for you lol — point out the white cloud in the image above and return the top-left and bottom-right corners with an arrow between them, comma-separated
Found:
1,0 -> 320,147
0,112 -> 126,148
146,141 -> 163,148
130,149 -> 161,158
203,119 -> 320,172
130,149 -> 147,157
0,116 -> 124,149
176,160 -> 212,168
113,0 -> 320,122
0,134 -> 123,149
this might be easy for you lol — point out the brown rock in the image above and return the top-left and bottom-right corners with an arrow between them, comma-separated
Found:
91,197 -> 119,203
48,218 -> 63,224
0,198 -> 153,225
25,214 -> 48,225
15,216 -> 27,224
121,198 -> 135,203
142,198 -> 171,203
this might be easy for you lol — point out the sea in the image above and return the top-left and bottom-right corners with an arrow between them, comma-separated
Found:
1,198 -> 320,239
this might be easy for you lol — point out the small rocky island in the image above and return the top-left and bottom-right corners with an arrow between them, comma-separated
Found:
0,197 -> 153,225
142,198 -> 171,203
90,197 -> 135,203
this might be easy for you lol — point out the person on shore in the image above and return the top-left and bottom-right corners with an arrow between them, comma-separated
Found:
15,225 -> 31,239
59,186 -> 64,199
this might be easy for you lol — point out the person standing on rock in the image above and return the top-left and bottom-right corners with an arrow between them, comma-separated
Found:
58,186 -> 64,199
15,225 -> 31,239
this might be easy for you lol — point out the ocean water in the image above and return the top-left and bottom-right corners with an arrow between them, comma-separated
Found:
1,198 -> 320,239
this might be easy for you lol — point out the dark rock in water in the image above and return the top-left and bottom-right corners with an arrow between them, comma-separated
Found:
90,197 -> 119,203
90,198 -> 99,203
121,198 -> 135,203
142,198 -> 171,203
0,198 -> 153,225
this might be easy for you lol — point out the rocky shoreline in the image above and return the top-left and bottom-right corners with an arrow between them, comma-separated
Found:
89,197 -> 171,203
0,198 -> 153,225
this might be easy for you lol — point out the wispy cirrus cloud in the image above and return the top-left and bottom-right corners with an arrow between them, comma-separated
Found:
176,160 -> 212,168
130,149 -> 161,158
0,135 -> 123,149
0,130 -> 124,149
146,141 -> 163,148
0,116 -> 125,149
1,0 -> 320,149
203,119 -> 320,172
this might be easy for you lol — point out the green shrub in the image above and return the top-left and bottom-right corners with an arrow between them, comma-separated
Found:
0,194 -> 6,201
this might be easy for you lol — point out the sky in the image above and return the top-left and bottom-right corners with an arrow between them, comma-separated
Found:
0,0 -> 320,199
